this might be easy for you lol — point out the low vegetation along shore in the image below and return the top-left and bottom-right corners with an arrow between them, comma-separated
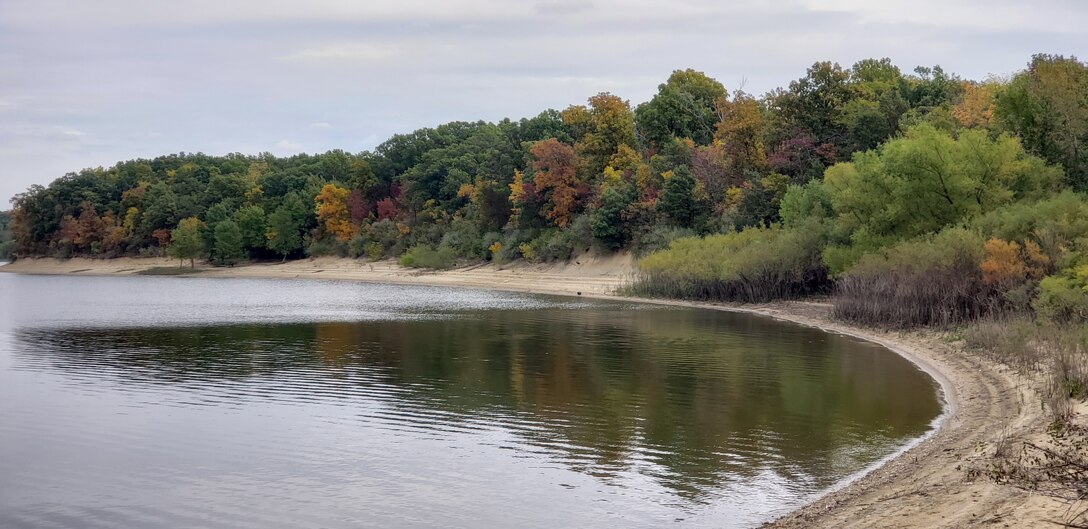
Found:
3,256 -> 1084,527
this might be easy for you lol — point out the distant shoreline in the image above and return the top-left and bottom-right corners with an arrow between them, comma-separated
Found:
0,256 -> 1057,527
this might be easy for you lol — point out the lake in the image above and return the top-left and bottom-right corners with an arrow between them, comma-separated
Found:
0,272 -> 941,528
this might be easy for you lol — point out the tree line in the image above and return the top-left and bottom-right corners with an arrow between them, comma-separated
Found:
7,54 -> 1088,323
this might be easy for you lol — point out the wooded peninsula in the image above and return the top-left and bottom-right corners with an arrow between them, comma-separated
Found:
5,54 -> 1087,330
4,52 -> 1088,524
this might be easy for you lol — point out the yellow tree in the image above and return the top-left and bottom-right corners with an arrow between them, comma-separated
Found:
714,91 -> 766,173
953,81 -> 1000,129
314,183 -> 357,242
563,92 -> 636,177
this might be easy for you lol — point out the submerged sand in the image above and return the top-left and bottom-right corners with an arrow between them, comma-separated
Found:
1,256 -> 1068,527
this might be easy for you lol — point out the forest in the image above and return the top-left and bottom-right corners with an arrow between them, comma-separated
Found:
6,54 -> 1088,327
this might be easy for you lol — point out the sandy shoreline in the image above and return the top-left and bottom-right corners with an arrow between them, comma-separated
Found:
1,257 -> 1062,527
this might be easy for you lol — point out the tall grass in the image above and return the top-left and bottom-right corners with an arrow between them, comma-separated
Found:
832,228 -> 994,328
965,317 -> 1088,421
628,223 -> 830,302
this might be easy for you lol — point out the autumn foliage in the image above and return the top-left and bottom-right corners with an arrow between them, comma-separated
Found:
315,184 -> 357,242
980,238 -> 1050,289
530,139 -> 581,227
7,54 -> 1088,330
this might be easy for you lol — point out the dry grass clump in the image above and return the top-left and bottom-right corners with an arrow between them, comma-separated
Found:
968,318 -> 1088,526
832,228 -> 993,327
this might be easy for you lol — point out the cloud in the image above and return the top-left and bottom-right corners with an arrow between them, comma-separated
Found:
275,139 -> 303,153
1,0 -> 1085,204
533,0 -> 593,16
797,0 -> 1088,33
48,127 -> 87,141
0,0 -> 525,29
282,43 -> 399,63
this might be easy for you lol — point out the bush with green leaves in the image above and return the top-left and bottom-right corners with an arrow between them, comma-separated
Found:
820,124 -> 1064,273
398,245 -> 458,269
492,229 -> 531,263
631,219 -> 831,302
1034,265 -> 1088,323
520,229 -> 577,263
439,216 -> 485,258
347,218 -> 402,259
630,224 -> 695,257
970,192 -> 1088,264
305,234 -> 347,257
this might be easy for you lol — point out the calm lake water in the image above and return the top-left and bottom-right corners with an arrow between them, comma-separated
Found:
0,271 -> 941,528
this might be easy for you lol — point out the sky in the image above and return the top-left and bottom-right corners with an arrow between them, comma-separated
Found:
1,0 -> 1085,205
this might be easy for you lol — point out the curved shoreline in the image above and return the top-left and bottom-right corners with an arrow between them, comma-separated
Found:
0,257 -> 1056,527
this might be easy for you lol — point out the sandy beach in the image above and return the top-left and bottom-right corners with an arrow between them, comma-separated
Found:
1,256 -> 1066,527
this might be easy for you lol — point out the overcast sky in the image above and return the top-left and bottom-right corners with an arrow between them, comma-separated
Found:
1,0 -> 1085,205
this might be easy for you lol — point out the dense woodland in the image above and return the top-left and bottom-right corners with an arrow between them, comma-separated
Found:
5,51 -> 1087,523
6,54 -> 1088,327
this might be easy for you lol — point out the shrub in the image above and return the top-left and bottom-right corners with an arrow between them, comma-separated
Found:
0,239 -> 15,260
493,230 -> 531,263
779,180 -> 832,228
348,219 -> 403,259
520,229 -> 582,263
630,220 -> 831,302
630,224 -> 696,257
965,318 -> 1088,419
1034,267 -> 1088,323
833,228 -> 990,327
306,235 -> 347,257
482,232 -> 502,261
398,245 -> 458,269
980,238 -> 1052,311
971,192 -> 1088,264
439,217 -> 485,258
964,317 -> 1044,372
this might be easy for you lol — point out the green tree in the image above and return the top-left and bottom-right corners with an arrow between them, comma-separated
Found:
591,186 -> 632,249
169,216 -> 205,268
204,172 -> 248,211
838,58 -> 909,153
657,165 -> 697,227
213,219 -> 244,265
266,194 -> 308,261
0,211 -> 14,260
203,202 -> 230,251
995,54 -> 1088,190
769,61 -> 853,151
635,69 -> 727,147
140,181 -> 179,239
822,123 -> 1062,269
234,205 -> 267,255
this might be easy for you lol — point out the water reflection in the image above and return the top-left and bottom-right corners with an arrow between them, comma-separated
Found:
14,312 -> 935,491
0,274 -> 940,528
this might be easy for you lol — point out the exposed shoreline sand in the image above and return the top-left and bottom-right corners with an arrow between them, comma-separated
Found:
1,257 -> 1065,527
